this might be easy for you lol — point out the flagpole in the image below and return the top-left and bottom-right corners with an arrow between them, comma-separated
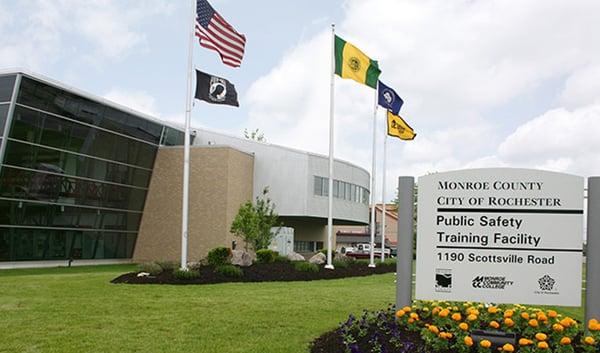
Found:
325,23 -> 336,270
181,0 -> 195,270
369,86 -> 378,268
380,131 -> 387,262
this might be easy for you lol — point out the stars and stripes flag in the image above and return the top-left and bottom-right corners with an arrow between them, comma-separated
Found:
195,0 -> 246,68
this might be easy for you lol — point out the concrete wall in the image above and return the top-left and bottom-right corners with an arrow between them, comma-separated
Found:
194,129 -> 370,225
133,146 -> 253,262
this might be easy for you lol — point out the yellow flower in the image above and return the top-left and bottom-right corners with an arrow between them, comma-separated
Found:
464,336 -> 474,347
560,317 -> 575,328
428,325 -> 439,334
504,318 -> 515,327
537,341 -> 549,349
410,313 -> 419,320
521,312 -> 530,320
407,318 -> 415,324
467,314 -> 478,321
518,338 -> 533,346
528,319 -> 539,327
504,310 -> 514,318
502,343 -> 515,352
439,308 -> 450,318
489,321 -> 500,329
395,309 -> 406,318
451,313 -> 462,321
488,306 -> 498,314
480,339 -> 492,348
537,312 -> 547,322
459,322 -> 469,331
432,306 -> 441,315
560,337 -> 571,345
589,319 -> 600,331
547,310 -> 558,318
584,336 -> 596,345
552,323 -> 564,332
402,306 -> 411,312
535,333 -> 548,341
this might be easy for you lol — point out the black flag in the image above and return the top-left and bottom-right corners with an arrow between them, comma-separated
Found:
194,69 -> 239,107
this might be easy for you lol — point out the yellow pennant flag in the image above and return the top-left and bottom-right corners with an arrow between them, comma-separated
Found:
387,111 -> 416,140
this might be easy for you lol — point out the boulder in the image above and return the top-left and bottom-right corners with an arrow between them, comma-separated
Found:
309,252 -> 326,265
287,251 -> 305,262
137,272 -> 150,277
334,253 -> 352,262
231,250 -> 253,267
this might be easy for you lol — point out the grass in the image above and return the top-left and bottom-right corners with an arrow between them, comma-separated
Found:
0,264 -> 587,353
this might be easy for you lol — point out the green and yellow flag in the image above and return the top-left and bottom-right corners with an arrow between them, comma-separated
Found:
334,35 -> 381,88
387,111 -> 416,140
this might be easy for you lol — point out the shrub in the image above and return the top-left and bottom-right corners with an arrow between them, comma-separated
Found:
274,254 -> 290,263
294,261 -> 319,273
156,260 -> 179,272
172,268 -> 200,280
137,262 -> 162,276
256,249 -> 278,263
383,258 -> 397,266
207,247 -> 232,266
215,264 -> 244,278
332,259 -> 349,268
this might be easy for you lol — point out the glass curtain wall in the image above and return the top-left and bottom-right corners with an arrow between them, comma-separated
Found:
0,75 -> 185,261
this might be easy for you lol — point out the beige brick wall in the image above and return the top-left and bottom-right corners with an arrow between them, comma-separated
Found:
133,146 -> 254,263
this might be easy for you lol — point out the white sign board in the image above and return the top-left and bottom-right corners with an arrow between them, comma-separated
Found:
415,168 -> 583,306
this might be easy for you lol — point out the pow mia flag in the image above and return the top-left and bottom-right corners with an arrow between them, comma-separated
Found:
194,69 -> 239,107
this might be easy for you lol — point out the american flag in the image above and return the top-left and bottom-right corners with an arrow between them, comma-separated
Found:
195,0 -> 246,68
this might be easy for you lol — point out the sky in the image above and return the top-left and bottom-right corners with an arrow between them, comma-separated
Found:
1,0 -> 600,202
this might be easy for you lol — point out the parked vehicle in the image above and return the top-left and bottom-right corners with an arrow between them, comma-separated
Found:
344,243 -> 392,259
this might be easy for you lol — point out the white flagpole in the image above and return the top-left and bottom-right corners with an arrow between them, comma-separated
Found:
380,131 -> 387,262
369,86 -> 378,268
325,23 -> 335,270
181,0 -> 195,270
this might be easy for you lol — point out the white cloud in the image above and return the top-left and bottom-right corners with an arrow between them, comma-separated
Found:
246,0 -> 600,200
103,88 -> 159,117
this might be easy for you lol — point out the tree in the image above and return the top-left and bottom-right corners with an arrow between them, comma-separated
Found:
230,187 -> 281,251
243,128 -> 266,142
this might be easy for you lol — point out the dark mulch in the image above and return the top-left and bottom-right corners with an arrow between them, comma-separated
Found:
310,327 -> 433,353
111,261 -> 396,285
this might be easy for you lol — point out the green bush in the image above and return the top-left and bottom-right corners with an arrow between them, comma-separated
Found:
137,262 -> 162,276
215,264 -> 243,278
207,247 -> 232,266
332,259 -> 349,268
172,268 -> 200,280
383,258 -> 397,266
256,249 -> 278,263
274,254 -> 290,263
294,261 -> 319,273
156,260 -> 179,272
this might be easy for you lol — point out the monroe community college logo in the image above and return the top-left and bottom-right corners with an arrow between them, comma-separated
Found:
472,276 -> 514,290
535,274 -> 559,295
348,57 -> 361,72
208,76 -> 227,103
435,268 -> 452,292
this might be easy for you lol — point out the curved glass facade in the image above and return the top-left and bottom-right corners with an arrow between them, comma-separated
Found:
0,74 -> 186,262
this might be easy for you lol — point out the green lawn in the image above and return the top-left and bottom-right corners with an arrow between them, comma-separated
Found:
0,265 -> 586,353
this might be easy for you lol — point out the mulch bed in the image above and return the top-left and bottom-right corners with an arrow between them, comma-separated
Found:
111,261 -> 396,285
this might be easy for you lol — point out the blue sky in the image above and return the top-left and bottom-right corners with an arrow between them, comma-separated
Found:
2,0 -> 600,201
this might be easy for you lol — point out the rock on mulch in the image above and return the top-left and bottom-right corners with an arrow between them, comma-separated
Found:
111,261 -> 396,285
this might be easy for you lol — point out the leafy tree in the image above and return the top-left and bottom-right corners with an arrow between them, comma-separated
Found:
230,187 -> 281,251
243,128 -> 266,142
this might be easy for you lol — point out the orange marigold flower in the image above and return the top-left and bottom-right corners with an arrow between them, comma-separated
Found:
480,340 -> 492,348
407,318 -> 415,324
560,317 -> 575,328
451,313 -> 462,321
459,322 -> 469,331
402,306 -> 411,312
537,313 -> 548,322
428,325 -> 439,334
502,343 -> 515,352
488,306 -> 498,314
521,312 -> 530,320
464,336 -> 474,347
553,323 -> 564,332
395,309 -> 406,318
439,309 -> 450,318
504,318 -> 514,327
537,341 -> 549,349
528,319 -> 539,327
489,321 -> 500,329
547,310 -> 558,318
584,336 -> 596,345
588,319 -> 600,331
410,313 -> 419,320
467,314 -> 478,321
504,310 -> 514,318
518,338 -> 532,346
560,337 -> 571,345
432,306 -> 441,315
535,333 -> 548,341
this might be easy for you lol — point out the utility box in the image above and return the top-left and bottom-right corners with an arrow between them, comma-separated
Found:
269,227 -> 294,256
